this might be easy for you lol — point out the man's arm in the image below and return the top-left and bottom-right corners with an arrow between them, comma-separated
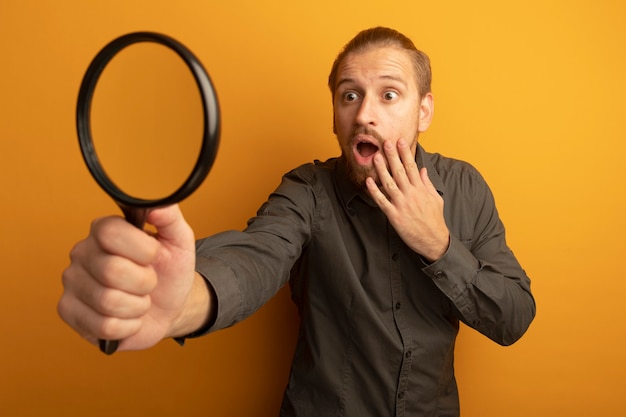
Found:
168,272 -> 216,339
366,138 -> 450,262
367,139 -> 535,345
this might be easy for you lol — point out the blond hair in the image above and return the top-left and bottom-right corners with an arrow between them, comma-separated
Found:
328,27 -> 432,99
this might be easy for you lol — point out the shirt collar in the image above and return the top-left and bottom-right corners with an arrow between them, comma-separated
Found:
416,143 -> 445,196
334,144 -> 445,210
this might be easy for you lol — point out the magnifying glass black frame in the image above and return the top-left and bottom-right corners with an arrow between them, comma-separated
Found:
76,31 -> 220,354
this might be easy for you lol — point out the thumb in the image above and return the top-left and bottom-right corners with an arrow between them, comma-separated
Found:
146,204 -> 195,248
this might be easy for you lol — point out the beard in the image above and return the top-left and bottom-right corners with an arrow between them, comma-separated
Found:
346,162 -> 375,189
339,126 -> 419,190
340,126 -> 385,189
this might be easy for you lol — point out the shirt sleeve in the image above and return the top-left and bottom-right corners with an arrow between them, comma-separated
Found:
422,166 -> 536,346
193,165 -> 317,334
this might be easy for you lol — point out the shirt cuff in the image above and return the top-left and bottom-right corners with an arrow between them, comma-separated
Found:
421,235 -> 480,303
173,272 -> 218,346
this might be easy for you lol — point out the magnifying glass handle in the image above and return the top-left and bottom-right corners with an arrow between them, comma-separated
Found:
119,204 -> 149,229
99,205 -> 150,355
100,339 -> 119,355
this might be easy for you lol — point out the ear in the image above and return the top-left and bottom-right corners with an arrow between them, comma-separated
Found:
417,92 -> 434,133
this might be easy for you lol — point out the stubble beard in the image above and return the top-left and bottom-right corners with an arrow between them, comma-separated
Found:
347,162 -> 375,190
341,126 -> 386,190
340,127 -> 420,190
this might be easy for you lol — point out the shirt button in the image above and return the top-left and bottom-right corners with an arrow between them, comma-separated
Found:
395,302 -> 401,310
392,253 -> 399,261
398,391 -> 405,399
405,350 -> 412,358
434,270 -> 444,278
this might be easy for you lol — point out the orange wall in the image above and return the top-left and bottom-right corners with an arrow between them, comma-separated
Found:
1,1 -> 625,416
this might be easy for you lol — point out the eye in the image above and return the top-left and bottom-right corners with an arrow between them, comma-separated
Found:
383,91 -> 398,101
344,92 -> 359,102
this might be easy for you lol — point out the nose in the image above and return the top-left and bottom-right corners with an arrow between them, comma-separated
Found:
355,95 -> 377,127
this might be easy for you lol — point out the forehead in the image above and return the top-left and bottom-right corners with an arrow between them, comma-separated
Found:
335,46 -> 417,89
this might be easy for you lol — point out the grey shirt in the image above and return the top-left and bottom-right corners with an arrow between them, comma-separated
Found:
195,145 -> 535,417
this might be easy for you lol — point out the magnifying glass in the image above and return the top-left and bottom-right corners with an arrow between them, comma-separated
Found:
76,32 -> 220,354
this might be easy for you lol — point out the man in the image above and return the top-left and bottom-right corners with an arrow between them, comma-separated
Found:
59,27 -> 535,416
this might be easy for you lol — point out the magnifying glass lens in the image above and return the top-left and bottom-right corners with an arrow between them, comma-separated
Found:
76,32 -> 221,354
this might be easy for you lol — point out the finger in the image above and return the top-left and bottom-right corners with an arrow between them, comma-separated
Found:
57,286 -> 143,342
62,261 -> 153,318
397,138 -> 421,185
92,255 -> 158,296
382,140 -> 410,190
70,235 -> 158,295
57,291 -> 101,344
365,176 -> 395,213
419,167 -> 440,197
91,216 -> 160,266
373,153 -> 401,197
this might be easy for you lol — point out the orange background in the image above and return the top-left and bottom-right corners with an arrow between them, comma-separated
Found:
1,1 -> 625,416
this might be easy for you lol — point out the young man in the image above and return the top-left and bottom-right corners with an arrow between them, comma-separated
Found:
59,27 -> 535,416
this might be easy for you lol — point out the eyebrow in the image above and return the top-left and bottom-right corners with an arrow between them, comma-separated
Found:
335,74 -> 408,91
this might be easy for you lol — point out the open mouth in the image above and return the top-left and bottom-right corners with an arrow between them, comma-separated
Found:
357,141 -> 379,158
353,139 -> 380,166
351,129 -> 383,166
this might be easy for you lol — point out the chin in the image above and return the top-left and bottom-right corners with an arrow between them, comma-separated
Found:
340,147 -> 378,188
347,162 -> 377,189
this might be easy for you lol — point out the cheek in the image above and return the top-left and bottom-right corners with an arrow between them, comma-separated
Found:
334,110 -> 353,135
390,108 -> 420,137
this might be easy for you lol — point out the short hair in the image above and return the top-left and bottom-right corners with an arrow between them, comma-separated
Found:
328,27 -> 432,99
